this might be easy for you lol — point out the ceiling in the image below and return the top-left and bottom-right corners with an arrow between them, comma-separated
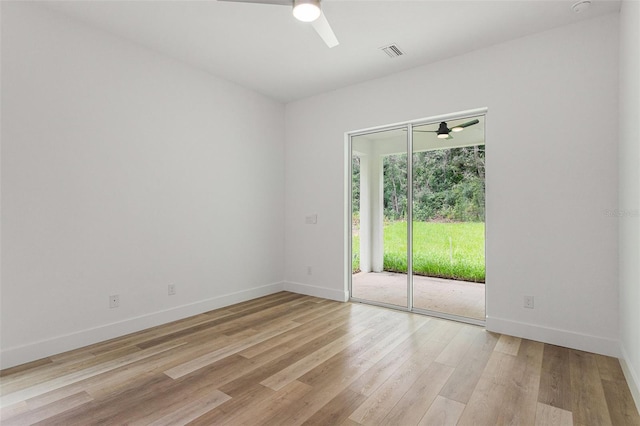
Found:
41,0 -> 621,103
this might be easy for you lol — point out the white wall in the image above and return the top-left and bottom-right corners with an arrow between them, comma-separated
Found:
284,14 -> 621,356
619,0 -> 640,410
0,3 -> 285,368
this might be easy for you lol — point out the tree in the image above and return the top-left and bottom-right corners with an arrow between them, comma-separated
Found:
383,154 -> 408,220
351,156 -> 360,215
352,145 -> 485,223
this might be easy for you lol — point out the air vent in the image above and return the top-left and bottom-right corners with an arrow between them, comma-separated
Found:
379,44 -> 404,58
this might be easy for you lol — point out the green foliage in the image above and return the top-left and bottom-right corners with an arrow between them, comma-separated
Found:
353,146 -> 485,222
383,154 -> 408,220
351,156 -> 360,215
352,221 -> 485,282
412,146 -> 485,222
352,223 -> 360,273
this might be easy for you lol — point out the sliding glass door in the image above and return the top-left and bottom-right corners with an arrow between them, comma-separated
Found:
349,111 -> 486,324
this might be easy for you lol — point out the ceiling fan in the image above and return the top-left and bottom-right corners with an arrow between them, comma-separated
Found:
414,119 -> 480,140
219,0 -> 339,48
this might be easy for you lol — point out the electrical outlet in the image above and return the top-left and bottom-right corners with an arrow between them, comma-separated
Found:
168,284 -> 176,296
109,294 -> 120,309
307,266 -> 312,275
524,295 -> 534,309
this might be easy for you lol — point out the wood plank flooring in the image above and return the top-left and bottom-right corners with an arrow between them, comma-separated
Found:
1,292 -> 638,425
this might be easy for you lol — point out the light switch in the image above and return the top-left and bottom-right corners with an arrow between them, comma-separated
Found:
305,214 -> 317,224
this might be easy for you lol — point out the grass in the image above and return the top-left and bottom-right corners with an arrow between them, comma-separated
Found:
352,221 -> 485,282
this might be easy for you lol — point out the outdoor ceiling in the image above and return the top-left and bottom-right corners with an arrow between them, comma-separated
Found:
352,115 -> 486,156
40,0 -> 620,103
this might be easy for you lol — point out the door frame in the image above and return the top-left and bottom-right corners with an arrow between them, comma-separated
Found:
345,107 -> 488,326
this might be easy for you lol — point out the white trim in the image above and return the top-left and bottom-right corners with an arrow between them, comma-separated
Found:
620,344 -> 640,414
486,315 -> 620,357
0,282 -> 284,369
284,281 -> 348,302
345,132 -> 353,301
407,123 -> 414,311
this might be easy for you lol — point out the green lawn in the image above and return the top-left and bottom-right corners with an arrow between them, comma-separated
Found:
352,221 -> 485,282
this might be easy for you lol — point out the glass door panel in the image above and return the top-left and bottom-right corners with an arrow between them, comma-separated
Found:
351,127 -> 408,308
412,116 -> 486,321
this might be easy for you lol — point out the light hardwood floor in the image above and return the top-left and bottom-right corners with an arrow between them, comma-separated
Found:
1,292 -> 638,425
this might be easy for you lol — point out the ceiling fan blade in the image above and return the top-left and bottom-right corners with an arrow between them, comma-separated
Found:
311,11 -> 339,48
413,130 -> 437,133
218,0 -> 292,5
454,119 -> 480,129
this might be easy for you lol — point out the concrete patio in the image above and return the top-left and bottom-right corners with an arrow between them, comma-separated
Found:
351,271 -> 485,321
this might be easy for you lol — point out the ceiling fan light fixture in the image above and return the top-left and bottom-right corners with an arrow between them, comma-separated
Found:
293,0 -> 321,22
436,122 -> 450,138
451,126 -> 464,132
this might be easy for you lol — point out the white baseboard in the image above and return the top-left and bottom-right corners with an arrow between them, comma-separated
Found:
283,281 -> 348,302
0,282 -> 284,369
486,315 -> 620,357
620,345 -> 640,414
